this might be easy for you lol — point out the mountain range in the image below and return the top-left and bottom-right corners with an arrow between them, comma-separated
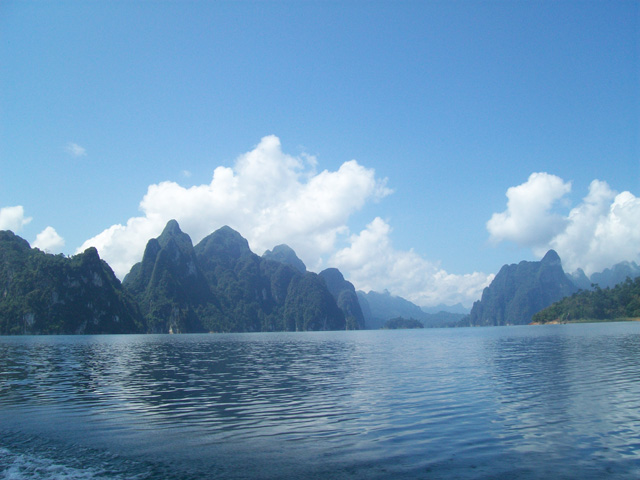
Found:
1,221 -> 638,334
357,290 -> 466,328
123,221 -> 351,333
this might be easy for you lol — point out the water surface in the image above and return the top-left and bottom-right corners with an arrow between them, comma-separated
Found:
2,323 -> 640,479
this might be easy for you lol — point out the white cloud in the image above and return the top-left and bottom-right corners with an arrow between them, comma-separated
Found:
0,205 -> 32,232
546,181 -> 640,275
331,218 -> 493,308
79,135 -> 392,278
489,174 -> 640,276
487,172 -> 572,247
32,226 -> 65,253
65,142 -> 86,157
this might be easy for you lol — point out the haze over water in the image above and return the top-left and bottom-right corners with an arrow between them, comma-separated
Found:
1,324 -> 640,479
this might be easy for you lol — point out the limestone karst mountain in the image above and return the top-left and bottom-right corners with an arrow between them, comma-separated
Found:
319,268 -> 366,330
125,221 -> 348,332
462,250 -> 578,326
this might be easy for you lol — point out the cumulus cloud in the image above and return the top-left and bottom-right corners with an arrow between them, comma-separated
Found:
32,226 -> 65,253
65,142 -> 86,157
489,174 -> 640,276
0,205 -> 32,232
331,217 -> 493,308
546,181 -> 640,275
487,172 -> 572,247
79,135 -> 392,278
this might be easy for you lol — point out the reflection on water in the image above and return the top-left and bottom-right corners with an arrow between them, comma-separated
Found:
1,325 -> 640,479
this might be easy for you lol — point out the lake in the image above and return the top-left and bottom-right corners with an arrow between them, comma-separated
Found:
1,323 -> 640,479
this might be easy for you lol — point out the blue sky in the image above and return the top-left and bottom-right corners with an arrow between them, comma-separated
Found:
1,1 -> 638,307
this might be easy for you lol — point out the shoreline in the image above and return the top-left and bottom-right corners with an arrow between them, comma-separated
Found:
530,317 -> 640,326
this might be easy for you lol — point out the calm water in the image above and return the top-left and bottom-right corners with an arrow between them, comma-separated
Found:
1,323 -> 640,479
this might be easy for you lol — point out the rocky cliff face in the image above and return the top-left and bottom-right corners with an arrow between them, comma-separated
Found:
0,230 -> 143,334
319,268 -> 365,329
463,250 -> 578,326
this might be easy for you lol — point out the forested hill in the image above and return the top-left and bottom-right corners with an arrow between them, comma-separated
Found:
0,221 -> 356,334
531,276 -> 640,324
123,221 -> 351,333
0,230 -> 144,335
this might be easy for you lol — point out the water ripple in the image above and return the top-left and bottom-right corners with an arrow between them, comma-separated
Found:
2,325 -> 640,478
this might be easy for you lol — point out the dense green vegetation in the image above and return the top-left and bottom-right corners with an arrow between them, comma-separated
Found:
123,222 -> 349,333
4,220 -> 638,335
532,277 -> 640,324
0,231 -> 143,334
0,222 -> 355,334
383,317 -> 424,329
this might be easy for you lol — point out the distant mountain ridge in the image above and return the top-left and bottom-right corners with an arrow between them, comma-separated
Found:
357,290 -> 465,328
2,223 -> 638,334
590,261 -> 640,289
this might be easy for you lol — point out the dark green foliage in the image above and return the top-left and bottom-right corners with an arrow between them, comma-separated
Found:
0,230 -> 144,334
383,317 -> 424,329
319,268 -> 365,329
123,221 -> 347,333
123,220 -> 219,333
284,272 -> 346,331
193,226 -> 275,332
0,222 -> 351,335
532,276 -> 640,324
463,250 -> 578,326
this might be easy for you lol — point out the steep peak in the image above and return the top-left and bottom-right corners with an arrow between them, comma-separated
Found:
157,220 -> 194,252
541,249 -> 561,266
319,267 -> 345,284
161,219 -> 182,236
80,246 -> 100,259
263,244 -> 306,273
75,246 -> 103,269
194,225 -> 252,261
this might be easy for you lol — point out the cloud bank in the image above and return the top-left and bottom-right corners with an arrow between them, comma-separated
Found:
77,135 -> 491,307
331,218 -> 493,307
488,173 -> 640,275
79,135 -> 393,277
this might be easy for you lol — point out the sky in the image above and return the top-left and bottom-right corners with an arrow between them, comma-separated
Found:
1,1 -> 638,309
